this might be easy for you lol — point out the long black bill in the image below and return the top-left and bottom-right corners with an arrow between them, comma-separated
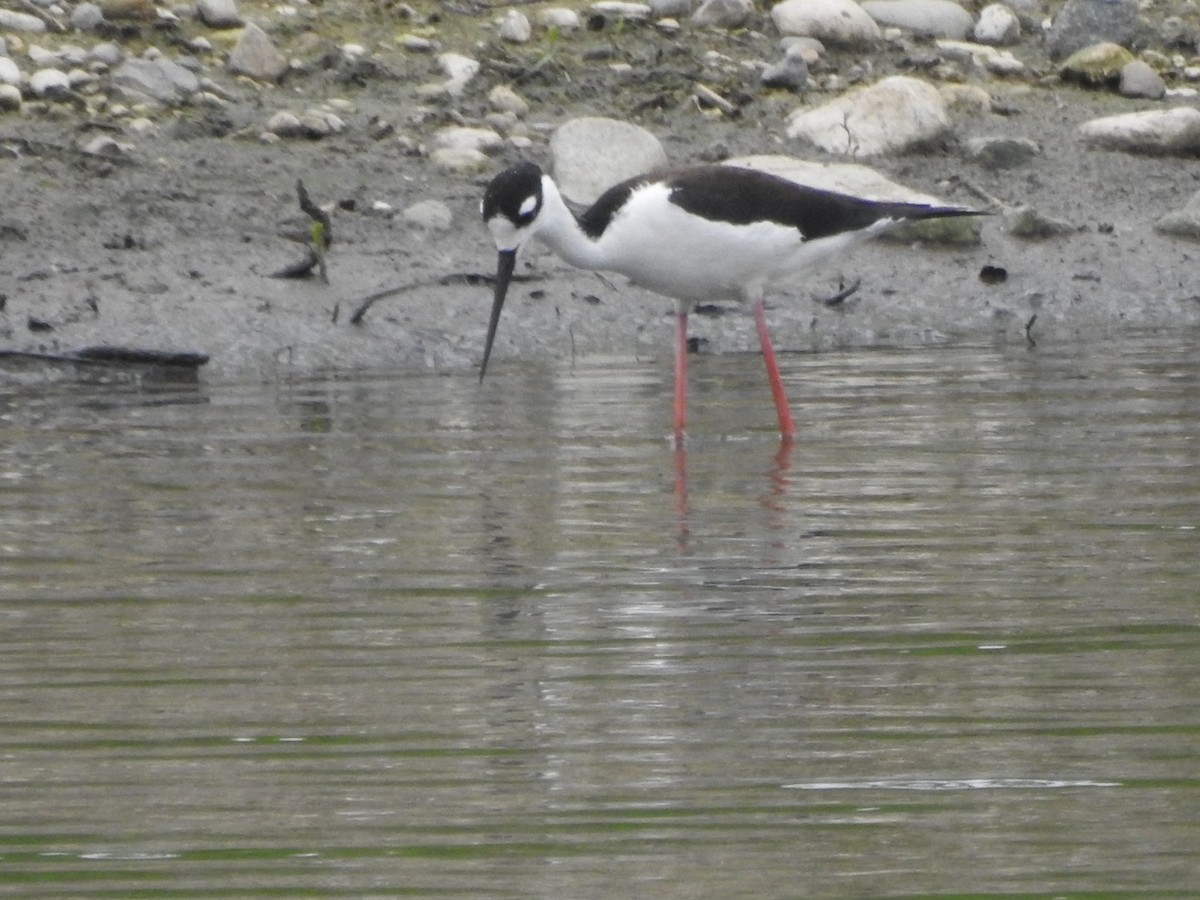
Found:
479,249 -> 516,382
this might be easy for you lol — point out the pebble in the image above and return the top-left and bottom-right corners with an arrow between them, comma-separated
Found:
1003,205 -> 1075,238
650,0 -> 694,15
498,10 -> 532,43
973,3 -> 1020,45
401,199 -> 455,232
761,44 -> 810,90
691,0 -> 754,28
429,146 -> 491,173
488,84 -> 530,116
772,0 -> 881,48
71,3 -> 105,32
861,0 -> 976,40
1058,41 -> 1135,86
428,125 -> 504,156
112,56 -> 200,104
539,8 -> 583,32
785,75 -> 951,156
29,68 -> 72,98
226,22 -> 288,82
589,2 -> 653,22
964,135 -> 1040,167
438,52 -> 479,98
549,116 -> 667,204
1078,107 -> 1200,155
0,84 -> 22,111
936,39 -> 1027,75
0,10 -> 46,32
197,0 -> 243,28
1119,60 -> 1166,99
0,57 -> 20,87
1154,189 -> 1200,241
89,43 -> 123,66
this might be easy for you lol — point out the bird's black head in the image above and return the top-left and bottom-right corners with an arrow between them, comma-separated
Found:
479,162 -> 547,382
481,161 -> 544,239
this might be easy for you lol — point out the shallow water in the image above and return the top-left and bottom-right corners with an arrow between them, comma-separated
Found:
1,331 -> 1198,897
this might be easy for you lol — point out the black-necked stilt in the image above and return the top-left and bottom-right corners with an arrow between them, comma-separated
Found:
479,160 -> 983,442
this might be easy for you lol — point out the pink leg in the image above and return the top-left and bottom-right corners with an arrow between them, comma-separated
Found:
752,299 -> 796,442
673,306 -> 688,442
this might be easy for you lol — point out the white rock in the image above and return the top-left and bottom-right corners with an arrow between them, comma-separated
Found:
28,45 -> 60,67
0,84 -> 22,112
226,22 -> 288,82
691,0 -> 754,27
265,110 -> 303,137
112,56 -> 200,104
499,10 -> 532,42
785,75 -> 951,156
771,0 -> 881,49
973,3 -> 1020,44
1078,107 -> 1200,155
428,125 -> 504,155
82,135 -> 135,158
935,38 -> 1026,75
488,84 -> 529,116
402,199 -> 455,231
1154,189 -> 1200,240
539,8 -> 583,31
0,10 -> 46,32
549,116 -> 668,204
861,0 -> 975,39
438,52 -> 479,97
29,68 -> 71,98
196,0 -> 244,28
589,2 -> 653,20
0,57 -> 21,87
429,146 -> 491,173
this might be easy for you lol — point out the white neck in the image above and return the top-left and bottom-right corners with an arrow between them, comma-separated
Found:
530,176 -> 607,270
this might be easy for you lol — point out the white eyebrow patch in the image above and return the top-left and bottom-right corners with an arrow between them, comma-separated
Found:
518,194 -> 538,217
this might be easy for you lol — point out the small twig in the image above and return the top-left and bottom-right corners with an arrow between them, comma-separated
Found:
693,83 -> 736,116
813,277 -> 861,307
1025,313 -> 1037,347
296,179 -> 332,283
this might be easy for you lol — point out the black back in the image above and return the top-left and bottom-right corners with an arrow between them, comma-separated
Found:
579,165 -> 978,241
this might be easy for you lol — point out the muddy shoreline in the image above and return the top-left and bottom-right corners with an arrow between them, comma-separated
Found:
1,3 -> 1198,383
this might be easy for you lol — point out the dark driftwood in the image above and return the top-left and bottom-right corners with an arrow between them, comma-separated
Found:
0,346 -> 209,368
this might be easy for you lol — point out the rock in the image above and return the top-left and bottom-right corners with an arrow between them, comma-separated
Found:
771,0 -> 881,49
0,57 -> 20,87
940,82 -> 994,113
651,0 -> 694,15
196,0 -> 243,28
101,0 -> 155,20
964,135 -> 1040,167
1119,60 -> 1166,99
438,52 -> 479,97
937,39 -> 1028,75
498,10 -> 532,43
488,84 -> 529,116
71,3 -> 105,32
785,75 -> 951,156
1045,0 -> 1139,61
429,146 -> 490,173
226,22 -> 288,82
265,108 -> 345,138
401,199 -> 454,231
691,0 -> 754,28
89,42 -> 123,66
549,117 -> 668,204
1154,189 -> 1200,241
112,56 -> 200,104
428,125 -> 504,156
1078,107 -> 1200,155
539,8 -> 583,31
761,44 -> 809,90
973,4 -> 1020,45
81,135 -> 136,159
1059,41 -> 1136,86
588,2 -> 653,21
861,0 -> 975,39
0,84 -> 22,112
0,9 -> 47,32
1003,205 -> 1075,238
28,68 -> 71,98
264,110 -> 303,137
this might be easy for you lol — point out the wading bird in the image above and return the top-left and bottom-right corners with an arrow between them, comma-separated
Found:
479,161 -> 982,442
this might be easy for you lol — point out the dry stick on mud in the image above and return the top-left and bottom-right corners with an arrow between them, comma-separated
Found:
272,180 -> 333,282
348,273 -> 531,326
